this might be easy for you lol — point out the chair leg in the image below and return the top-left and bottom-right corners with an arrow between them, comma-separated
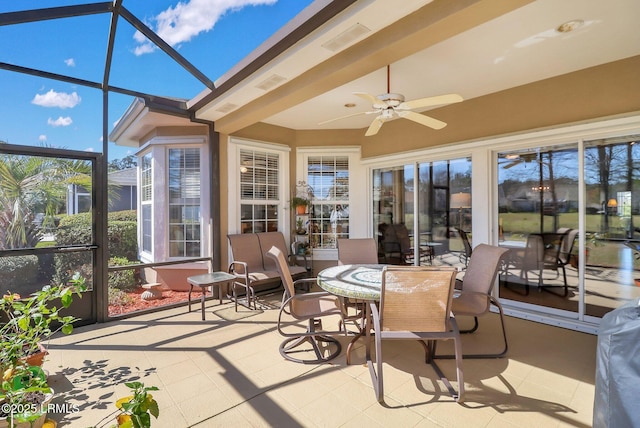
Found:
540,266 -> 569,297
428,339 -> 464,402
459,316 -> 479,334
435,301 -> 508,359
366,302 -> 384,402
279,318 -> 342,364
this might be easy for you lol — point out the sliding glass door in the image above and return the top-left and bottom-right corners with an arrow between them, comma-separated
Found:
372,157 -> 471,268
497,135 -> 640,319
583,136 -> 640,318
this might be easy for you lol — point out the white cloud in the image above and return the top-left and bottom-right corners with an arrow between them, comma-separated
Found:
47,116 -> 73,127
85,147 -> 95,152
32,90 -> 81,109
38,135 -> 47,142
65,58 -> 76,67
133,0 -> 277,55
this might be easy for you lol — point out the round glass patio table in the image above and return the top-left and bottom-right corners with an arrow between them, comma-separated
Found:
317,264 -> 384,364
316,264 -> 384,301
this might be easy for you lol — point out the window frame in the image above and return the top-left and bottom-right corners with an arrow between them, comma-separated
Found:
168,147 -> 202,258
297,146 -> 364,260
228,138 -> 291,236
139,151 -> 153,258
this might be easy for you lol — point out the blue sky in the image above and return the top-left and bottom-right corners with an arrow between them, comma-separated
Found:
0,0 -> 313,160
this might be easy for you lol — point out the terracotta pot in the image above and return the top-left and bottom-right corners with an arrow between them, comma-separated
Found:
23,342 -> 48,367
296,205 -> 307,215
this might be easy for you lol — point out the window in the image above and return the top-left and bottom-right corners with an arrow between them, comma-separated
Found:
168,148 -> 201,257
140,152 -> 152,254
307,156 -> 349,249
239,149 -> 279,233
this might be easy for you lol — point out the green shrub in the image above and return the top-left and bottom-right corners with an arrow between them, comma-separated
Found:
54,211 -> 138,284
0,255 -> 39,296
108,210 -> 136,222
108,221 -> 138,261
108,256 -> 138,292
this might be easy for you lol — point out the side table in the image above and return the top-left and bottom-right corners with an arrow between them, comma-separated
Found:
187,271 -> 235,320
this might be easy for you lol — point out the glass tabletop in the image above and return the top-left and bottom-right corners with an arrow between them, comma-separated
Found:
316,264 -> 384,301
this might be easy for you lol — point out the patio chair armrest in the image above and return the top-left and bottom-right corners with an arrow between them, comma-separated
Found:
293,277 -> 316,288
228,261 -> 250,283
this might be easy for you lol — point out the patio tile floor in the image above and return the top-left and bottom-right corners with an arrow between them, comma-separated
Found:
44,291 -> 597,427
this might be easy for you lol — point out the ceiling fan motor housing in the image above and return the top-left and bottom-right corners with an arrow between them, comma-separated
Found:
375,93 -> 405,108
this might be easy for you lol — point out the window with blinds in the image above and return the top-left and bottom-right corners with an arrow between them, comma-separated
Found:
239,149 -> 280,233
140,153 -> 152,254
307,155 -> 349,249
168,148 -> 201,257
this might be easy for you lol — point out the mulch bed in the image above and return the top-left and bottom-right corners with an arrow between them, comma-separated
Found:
108,288 -> 204,317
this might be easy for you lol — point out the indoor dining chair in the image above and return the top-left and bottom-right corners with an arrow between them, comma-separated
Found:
267,246 -> 344,364
366,266 -> 463,403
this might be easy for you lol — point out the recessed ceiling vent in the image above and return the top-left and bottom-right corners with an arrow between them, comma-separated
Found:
321,23 -> 371,52
215,102 -> 238,113
255,74 -> 288,91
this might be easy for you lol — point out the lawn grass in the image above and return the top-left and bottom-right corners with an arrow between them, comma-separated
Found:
500,212 -> 640,270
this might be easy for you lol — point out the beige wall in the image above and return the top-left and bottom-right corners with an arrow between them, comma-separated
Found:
217,55 -> 640,269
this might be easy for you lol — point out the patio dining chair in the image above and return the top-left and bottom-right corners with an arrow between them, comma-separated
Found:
336,238 -> 379,334
366,266 -> 463,403
379,223 -> 433,265
456,228 -> 473,268
554,228 -> 579,297
267,246 -> 344,364
504,233 -> 544,295
436,244 -> 510,359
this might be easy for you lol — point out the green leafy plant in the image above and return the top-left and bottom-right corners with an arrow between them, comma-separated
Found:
0,274 -> 85,369
113,382 -> 159,428
0,364 -> 51,425
290,196 -> 310,210
0,274 -> 84,425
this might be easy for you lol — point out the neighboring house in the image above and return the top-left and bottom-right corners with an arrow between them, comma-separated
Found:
67,168 -> 137,214
108,168 -> 137,212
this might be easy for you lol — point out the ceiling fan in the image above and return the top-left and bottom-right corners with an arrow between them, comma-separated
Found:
499,152 -> 538,169
319,65 -> 463,136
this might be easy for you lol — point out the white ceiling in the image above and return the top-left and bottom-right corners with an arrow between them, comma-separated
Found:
196,0 -> 640,134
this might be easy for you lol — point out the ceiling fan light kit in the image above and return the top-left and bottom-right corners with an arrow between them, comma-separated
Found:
320,66 -> 463,136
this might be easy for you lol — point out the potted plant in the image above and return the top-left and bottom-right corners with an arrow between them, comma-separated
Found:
0,274 -> 85,427
290,196 -> 310,215
569,232 -> 602,268
295,218 -> 307,235
0,364 -> 54,428
291,181 -> 313,215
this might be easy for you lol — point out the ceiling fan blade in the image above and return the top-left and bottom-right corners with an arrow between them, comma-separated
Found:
318,110 -> 375,125
397,111 -> 447,130
503,159 -> 523,169
365,116 -> 384,136
353,92 -> 387,109
397,93 -> 463,110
